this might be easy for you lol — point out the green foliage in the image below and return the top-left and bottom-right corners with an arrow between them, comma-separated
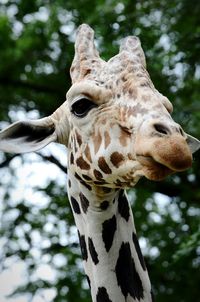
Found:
0,0 -> 199,301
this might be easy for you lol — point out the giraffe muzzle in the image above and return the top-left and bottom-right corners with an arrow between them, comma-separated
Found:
135,134 -> 193,181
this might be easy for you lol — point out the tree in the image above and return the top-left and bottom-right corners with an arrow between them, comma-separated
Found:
0,0 -> 199,301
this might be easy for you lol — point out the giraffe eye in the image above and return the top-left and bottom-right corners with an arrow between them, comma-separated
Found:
71,98 -> 98,117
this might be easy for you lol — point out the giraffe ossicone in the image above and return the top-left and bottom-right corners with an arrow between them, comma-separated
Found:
0,24 -> 200,302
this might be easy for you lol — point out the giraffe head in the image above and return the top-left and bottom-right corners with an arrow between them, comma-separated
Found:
0,24 -> 199,187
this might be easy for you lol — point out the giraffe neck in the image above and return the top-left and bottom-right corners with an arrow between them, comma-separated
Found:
67,171 -> 153,302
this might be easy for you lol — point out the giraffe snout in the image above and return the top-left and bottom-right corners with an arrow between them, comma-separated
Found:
135,119 -> 193,180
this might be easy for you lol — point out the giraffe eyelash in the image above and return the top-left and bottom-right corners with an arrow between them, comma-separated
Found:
71,98 -> 98,118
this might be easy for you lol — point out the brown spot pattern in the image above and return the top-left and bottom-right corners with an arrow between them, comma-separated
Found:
80,192 -> 90,213
94,169 -> 103,180
110,152 -> 124,167
82,174 -> 93,181
93,130 -> 102,154
100,201 -> 109,210
128,86 -> 138,99
70,153 -> 74,164
98,157 -> 112,174
94,180 -> 106,185
104,131 -> 111,149
76,157 -> 90,170
129,103 -> 148,116
84,145 -> 92,163
75,130 -> 82,147
74,173 -> 92,191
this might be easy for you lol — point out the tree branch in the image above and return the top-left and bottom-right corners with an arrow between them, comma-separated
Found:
0,78 -> 63,96
37,153 -> 67,174
0,153 -> 67,175
0,154 -> 20,168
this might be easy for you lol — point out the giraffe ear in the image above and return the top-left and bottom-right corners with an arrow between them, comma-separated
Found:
186,134 -> 200,154
0,117 -> 57,153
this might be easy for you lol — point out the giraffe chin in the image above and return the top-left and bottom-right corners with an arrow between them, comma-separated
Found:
137,155 -> 175,181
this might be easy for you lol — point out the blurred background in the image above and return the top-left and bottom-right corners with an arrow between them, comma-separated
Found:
0,0 -> 200,301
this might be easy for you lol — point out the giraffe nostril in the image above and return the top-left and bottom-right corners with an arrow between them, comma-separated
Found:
153,123 -> 170,135
179,127 -> 185,137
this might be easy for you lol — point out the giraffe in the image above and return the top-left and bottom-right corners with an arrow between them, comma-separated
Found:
0,24 -> 200,302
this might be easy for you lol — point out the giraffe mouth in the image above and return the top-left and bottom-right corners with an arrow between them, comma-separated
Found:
136,155 -> 174,181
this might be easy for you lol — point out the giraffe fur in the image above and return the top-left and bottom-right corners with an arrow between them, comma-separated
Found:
0,24 -> 200,302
